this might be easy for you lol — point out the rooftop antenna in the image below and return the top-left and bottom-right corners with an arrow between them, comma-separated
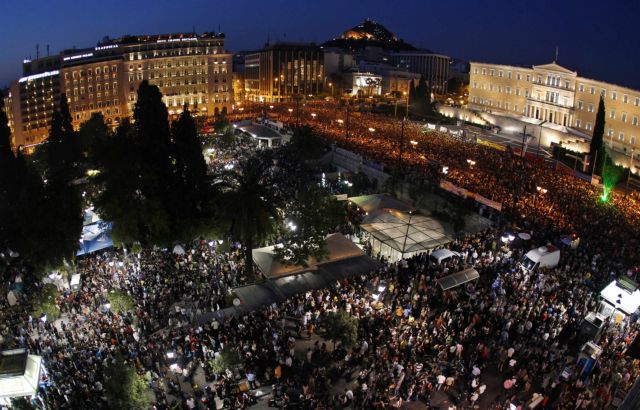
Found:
555,46 -> 559,63
46,44 -> 50,57
218,23 -> 221,34
36,44 -> 39,60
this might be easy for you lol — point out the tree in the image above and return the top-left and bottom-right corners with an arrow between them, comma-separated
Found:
217,153 -> 282,278
286,125 -> 326,161
173,106 -> 208,202
29,95 -> 85,270
80,112 -> 111,164
213,111 -> 232,135
47,95 -> 83,181
320,311 -> 358,349
106,290 -> 135,314
275,186 -> 345,266
411,75 -> 433,117
209,347 -> 242,373
31,283 -> 60,321
104,357 -> 151,410
133,81 -> 177,219
95,82 -> 179,246
0,90 -> 18,251
589,96 -> 606,176
95,120 -> 170,246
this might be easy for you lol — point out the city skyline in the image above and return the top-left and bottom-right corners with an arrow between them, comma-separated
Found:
1,0 -> 639,88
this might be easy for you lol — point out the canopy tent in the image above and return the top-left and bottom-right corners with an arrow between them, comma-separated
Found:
0,349 -> 42,405
430,248 -> 459,263
252,233 -> 365,279
172,245 -> 186,255
361,209 -> 454,262
77,221 -> 113,256
437,268 -> 480,291
600,279 -> 640,315
349,194 -> 416,214
83,209 -> 101,226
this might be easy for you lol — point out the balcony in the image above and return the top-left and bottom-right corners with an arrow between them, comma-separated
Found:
526,96 -> 574,111
532,80 -> 574,92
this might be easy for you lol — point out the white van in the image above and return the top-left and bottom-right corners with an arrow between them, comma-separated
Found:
519,245 -> 560,272
430,249 -> 461,265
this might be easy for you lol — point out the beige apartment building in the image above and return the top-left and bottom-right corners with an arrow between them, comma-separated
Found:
6,32 -> 233,149
469,61 -> 640,158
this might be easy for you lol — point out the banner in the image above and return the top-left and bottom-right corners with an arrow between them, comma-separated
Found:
440,180 -> 468,197
477,137 -> 506,151
473,194 -> 503,212
440,181 -> 502,211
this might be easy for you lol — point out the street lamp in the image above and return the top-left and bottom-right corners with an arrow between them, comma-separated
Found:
337,119 -> 344,124
311,113 -> 317,119
467,159 -> 476,166
368,127 -> 376,132
410,140 -> 418,146
329,82 -> 334,98
535,186 -> 548,207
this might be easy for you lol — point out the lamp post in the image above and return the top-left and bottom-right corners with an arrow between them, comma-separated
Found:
329,82 -> 334,98
627,148 -> 635,189
535,185 -> 547,207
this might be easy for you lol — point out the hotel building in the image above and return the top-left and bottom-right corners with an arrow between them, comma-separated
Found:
6,32 -> 233,148
244,43 -> 324,102
469,61 -> 640,157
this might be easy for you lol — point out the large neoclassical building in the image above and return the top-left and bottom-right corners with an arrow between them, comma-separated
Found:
468,61 -> 640,158
3,32 -> 233,148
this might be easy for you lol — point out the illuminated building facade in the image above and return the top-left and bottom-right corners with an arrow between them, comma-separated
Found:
1,90 -> 15,145
6,32 -> 233,148
469,61 -> 640,156
244,43 -> 324,102
387,52 -> 450,94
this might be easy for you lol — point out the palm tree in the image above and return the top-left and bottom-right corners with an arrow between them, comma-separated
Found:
217,153 -> 282,279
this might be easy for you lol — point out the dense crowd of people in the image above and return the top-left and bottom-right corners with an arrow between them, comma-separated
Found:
1,103 -> 640,409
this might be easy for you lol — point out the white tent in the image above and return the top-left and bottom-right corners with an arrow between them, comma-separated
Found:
361,209 -> 454,262
0,349 -> 42,405
172,245 -> 186,255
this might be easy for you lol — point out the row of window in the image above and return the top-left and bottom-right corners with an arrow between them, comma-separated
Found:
127,47 -> 223,60
66,66 -> 118,80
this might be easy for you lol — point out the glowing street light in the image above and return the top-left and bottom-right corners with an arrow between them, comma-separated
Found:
368,127 -> 376,132
466,159 -> 476,166
536,186 -> 548,194
337,119 -> 344,124
288,108 -> 293,113
410,140 -> 418,146
269,105 -> 274,109
311,113 -> 317,119
442,166 -> 449,174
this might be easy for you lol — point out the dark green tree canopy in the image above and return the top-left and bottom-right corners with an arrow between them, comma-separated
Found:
589,96 -> 606,176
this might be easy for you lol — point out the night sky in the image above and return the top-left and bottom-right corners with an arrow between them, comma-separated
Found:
1,0 -> 639,89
